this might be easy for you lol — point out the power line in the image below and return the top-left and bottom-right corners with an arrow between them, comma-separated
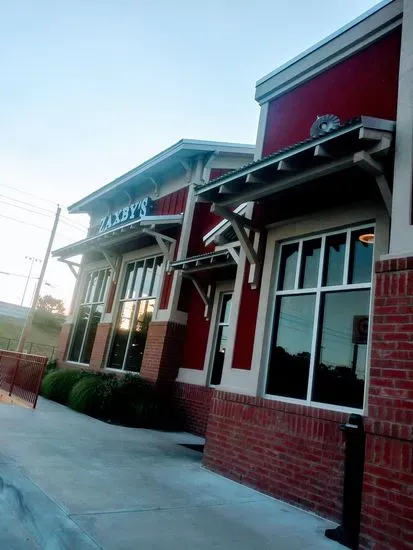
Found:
0,212 -> 75,240
0,198 -> 57,220
0,191 -> 88,232
0,183 -> 58,206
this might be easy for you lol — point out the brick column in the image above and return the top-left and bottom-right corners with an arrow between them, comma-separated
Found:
360,257 -> 413,550
89,323 -> 113,370
56,322 -> 73,365
140,321 -> 186,385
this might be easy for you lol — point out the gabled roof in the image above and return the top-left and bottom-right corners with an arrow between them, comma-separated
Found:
69,139 -> 254,214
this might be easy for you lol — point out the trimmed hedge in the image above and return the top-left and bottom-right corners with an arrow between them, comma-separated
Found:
41,369 -> 88,404
43,368 -> 176,430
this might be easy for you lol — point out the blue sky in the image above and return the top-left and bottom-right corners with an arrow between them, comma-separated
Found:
0,0 -> 380,308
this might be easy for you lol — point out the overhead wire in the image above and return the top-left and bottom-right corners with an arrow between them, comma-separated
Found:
0,193 -> 89,232
0,213 -> 77,241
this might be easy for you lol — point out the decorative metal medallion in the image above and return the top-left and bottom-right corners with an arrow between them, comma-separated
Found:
310,114 -> 341,138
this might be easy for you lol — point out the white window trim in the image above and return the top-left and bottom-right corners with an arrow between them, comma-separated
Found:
66,265 -> 112,365
176,281 -> 234,386
263,223 -> 374,411
218,202 -> 389,408
103,245 -> 166,373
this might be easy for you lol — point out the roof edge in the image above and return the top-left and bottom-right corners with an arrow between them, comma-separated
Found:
69,139 -> 255,214
255,0 -> 402,105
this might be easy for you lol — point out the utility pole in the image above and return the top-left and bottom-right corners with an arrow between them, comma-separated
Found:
18,205 -> 61,353
21,256 -> 41,306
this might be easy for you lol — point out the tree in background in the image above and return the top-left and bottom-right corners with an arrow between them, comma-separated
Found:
37,295 -> 65,316
33,295 -> 66,334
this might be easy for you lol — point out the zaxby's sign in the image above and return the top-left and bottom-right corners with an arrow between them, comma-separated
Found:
98,197 -> 153,234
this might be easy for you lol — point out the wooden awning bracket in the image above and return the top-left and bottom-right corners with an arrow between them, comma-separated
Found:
353,151 -> 392,215
142,228 -> 176,269
183,275 -> 214,319
57,259 -> 80,279
211,204 -> 263,288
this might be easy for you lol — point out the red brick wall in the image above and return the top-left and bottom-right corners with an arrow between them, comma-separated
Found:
89,323 -> 112,370
174,382 -> 213,436
204,391 -> 346,520
140,321 -> 186,384
359,257 -> 413,550
56,323 -> 73,364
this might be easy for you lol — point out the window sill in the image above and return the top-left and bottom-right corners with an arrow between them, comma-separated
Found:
263,392 -> 364,416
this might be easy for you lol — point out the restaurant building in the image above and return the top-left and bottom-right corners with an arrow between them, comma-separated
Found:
54,1 -> 413,548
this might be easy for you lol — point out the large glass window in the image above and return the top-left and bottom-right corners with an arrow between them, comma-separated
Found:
266,225 -> 374,410
68,268 -> 111,364
108,256 -> 163,373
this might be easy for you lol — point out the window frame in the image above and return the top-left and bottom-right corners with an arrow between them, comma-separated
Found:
106,253 -> 164,373
208,290 -> 233,387
264,222 -> 375,413
67,266 -> 111,365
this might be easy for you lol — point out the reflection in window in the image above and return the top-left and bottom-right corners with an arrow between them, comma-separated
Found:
267,224 -> 374,410
312,290 -> 369,408
266,294 -> 315,399
349,227 -> 374,284
108,256 -> 163,372
299,238 -> 321,288
278,243 -> 299,290
68,268 -> 111,364
323,233 -> 346,286
210,293 -> 232,386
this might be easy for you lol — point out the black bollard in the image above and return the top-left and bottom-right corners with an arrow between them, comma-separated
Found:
325,413 -> 366,549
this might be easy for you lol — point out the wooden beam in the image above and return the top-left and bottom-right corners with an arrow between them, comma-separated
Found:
215,155 -> 356,207
353,151 -> 392,215
277,159 -> 296,172
314,145 -> 333,159
211,204 -> 261,233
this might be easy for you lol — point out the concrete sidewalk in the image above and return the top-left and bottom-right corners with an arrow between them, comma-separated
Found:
0,398 -> 343,550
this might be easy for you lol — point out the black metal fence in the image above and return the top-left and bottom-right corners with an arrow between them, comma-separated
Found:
0,337 -> 56,361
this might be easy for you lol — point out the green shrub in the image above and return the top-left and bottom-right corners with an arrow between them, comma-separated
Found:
45,359 -> 57,376
41,369 -> 87,404
47,368 -> 177,430
67,375 -> 106,417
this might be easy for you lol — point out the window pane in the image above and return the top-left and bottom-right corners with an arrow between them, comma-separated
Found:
81,273 -> 92,303
323,233 -> 346,286
278,243 -> 299,290
131,261 -> 144,299
348,228 -> 374,284
68,305 -> 90,362
312,289 -> 370,408
93,271 -> 105,302
220,294 -> 232,324
152,257 -> 163,297
210,325 -> 229,385
141,258 -> 155,298
299,238 -> 321,288
81,304 -> 104,363
87,272 -> 99,303
121,264 -> 135,300
108,301 -> 135,369
266,294 -> 316,399
124,299 -> 154,373
98,269 -> 111,302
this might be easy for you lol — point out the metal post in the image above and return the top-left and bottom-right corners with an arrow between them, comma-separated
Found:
18,205 -> 61,352
325,414 -> 366,549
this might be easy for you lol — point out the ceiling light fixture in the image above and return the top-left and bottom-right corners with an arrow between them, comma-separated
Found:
359,233 -> 375,245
